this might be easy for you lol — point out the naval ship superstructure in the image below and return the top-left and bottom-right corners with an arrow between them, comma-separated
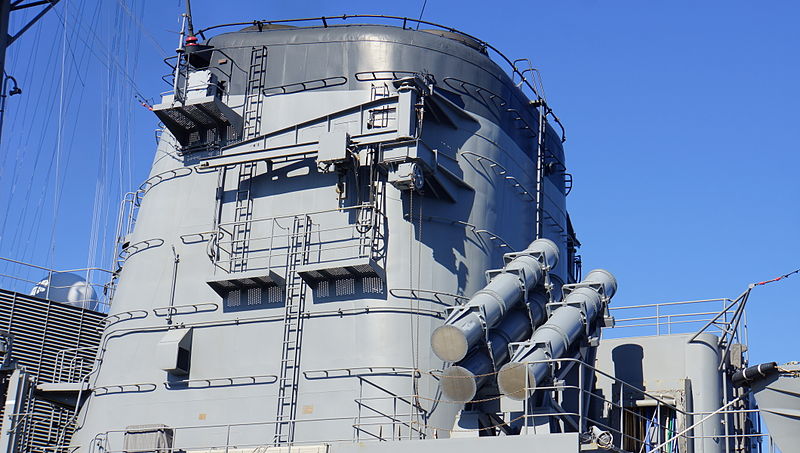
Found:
0,12 -> 797,453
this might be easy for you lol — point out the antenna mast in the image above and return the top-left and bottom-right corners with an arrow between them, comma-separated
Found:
185,0 -> 195,37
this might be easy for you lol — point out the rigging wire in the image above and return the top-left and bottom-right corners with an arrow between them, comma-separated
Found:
11,0 -> 93,263
753,268 -> 800,287
14,2 -> 108,268
1,0 -> 86,253
86,0 -> 116,275
416,0 -> 428,30
7,0 -> 141,276
69,0 -> 146,273
0,6 -> 39,184
113,0 -> 168,58
48,0 -> 69,268
110,1 -> 132,272
0,2 -> 156,267
17,0 -> 100,265
0,17 -> 60,250
49,1 -> 149,103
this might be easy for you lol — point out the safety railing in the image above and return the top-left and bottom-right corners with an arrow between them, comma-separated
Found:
607,297 -> 747,338
425,357 -> 766,453
51,346 -> 99,385
191,15 -> 566,138
517,358 -> 695,452
160,46 -> 242,103
49,356 -> 770,452
353,376 -> 428,442
84,413 -> 407,453
0,256 -> 111,313
212,204 -> 381,274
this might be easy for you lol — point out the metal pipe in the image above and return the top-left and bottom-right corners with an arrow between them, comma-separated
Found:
167,247 -> 180,325
497,269 -> 617,400
172,14 -> 187,103
430,238 -> 558,362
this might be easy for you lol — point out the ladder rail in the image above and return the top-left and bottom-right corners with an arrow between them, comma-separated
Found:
230,162 -> 256,273
243,46 -> 268,140
274,214 -> 312,445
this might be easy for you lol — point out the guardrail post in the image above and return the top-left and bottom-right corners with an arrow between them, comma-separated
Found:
656,304 -> 661,335
45,269 -> 53,300
578,360 -> 584,435
225,424 -> 231,453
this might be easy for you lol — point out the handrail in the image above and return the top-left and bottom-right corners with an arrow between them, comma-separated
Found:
611,297 -> 732,310
79,354 -> 764,451
304,366 -> 420,379
0,256 -> 112,275
152,302 -> 219,317
608,295 -> 748,339
650,394 -> 747,453
0,256 -> 112,310
164,374 -> 277,389
0,272 -> 105,292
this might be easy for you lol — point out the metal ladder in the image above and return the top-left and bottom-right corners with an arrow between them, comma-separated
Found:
274,215 -> 312,445
534,99 -> 548,240
367,83 -> 391,129
243,46 -> 268,139
230,162 -> 256,273
364,176 -> 386,259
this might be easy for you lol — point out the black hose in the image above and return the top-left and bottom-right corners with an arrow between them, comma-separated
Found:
732,362 -> 778,387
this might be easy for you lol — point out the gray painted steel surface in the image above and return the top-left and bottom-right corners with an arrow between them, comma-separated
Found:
593,333 -> 725,453
752,363 -> 800,453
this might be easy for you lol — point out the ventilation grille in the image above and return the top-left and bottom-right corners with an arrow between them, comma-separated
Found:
223,286 -> 284,310
0,288 -> 105,452
312,276 -> 386,301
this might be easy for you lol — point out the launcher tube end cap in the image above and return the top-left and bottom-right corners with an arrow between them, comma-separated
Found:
440,366 -> 478,402
497,361 -> 536,401
431,325 -> 470,362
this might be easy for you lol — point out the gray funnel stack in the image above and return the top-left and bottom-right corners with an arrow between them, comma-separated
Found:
497,269 -> 616,400
430,239 -> 558,363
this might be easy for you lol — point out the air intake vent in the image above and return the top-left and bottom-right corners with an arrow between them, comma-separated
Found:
123,424 -> 174,453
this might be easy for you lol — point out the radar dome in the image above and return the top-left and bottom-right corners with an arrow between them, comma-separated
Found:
30,272 -> 102,312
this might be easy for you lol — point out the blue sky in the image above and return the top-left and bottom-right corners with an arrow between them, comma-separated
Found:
0,0 -> 797,365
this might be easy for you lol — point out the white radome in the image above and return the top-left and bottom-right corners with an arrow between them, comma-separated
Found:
29,272 -> 101,312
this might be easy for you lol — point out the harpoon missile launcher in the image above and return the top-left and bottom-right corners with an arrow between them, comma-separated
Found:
497,268 -> 617,399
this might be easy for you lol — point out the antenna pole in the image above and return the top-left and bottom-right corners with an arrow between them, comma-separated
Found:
184,0 -> 195,37
173,14 -> 187,103
0,1 -> 11,149
0,0 -> 11,94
